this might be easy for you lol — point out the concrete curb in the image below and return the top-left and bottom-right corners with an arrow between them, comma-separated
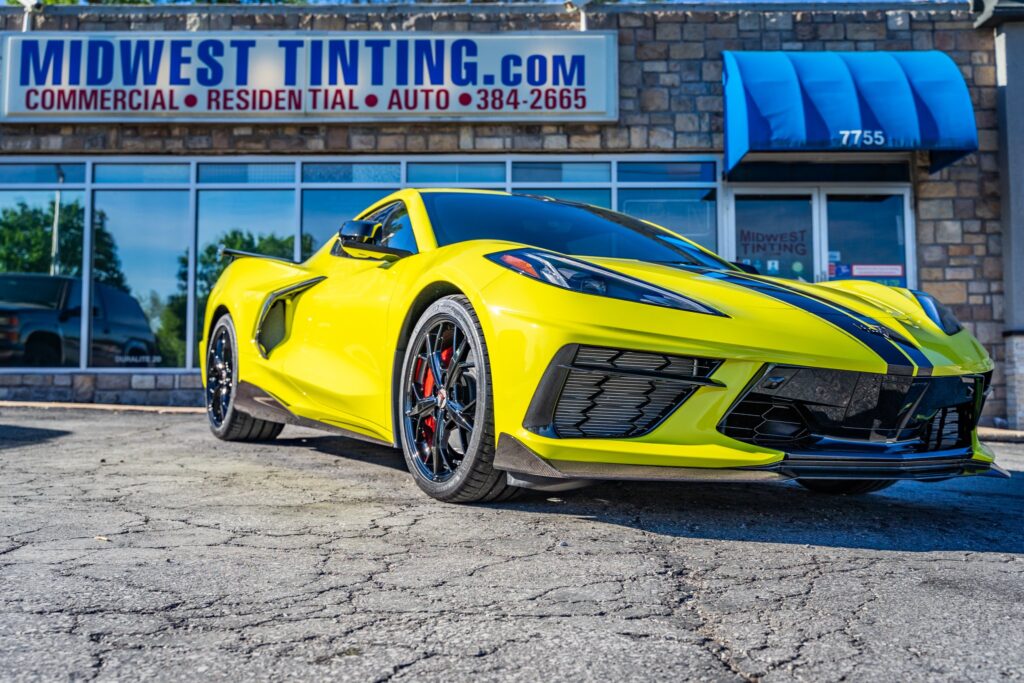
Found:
978,427 -> 1024,443
0,400 -> 204,414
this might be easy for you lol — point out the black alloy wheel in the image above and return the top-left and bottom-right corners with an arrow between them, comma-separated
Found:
398,295 -> 519,503
404,316 -> 478,483
206,322 -> 233,429
205,315 -> 283,442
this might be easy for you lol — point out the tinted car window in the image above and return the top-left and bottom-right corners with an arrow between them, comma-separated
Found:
380,205 -> 418,254
421,192 -> 733,269
0,275 -> 66,309
365,202 -> 399,226
99,285 -> 149,328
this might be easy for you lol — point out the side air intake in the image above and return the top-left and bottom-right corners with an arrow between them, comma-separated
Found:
525,345 -> 723,439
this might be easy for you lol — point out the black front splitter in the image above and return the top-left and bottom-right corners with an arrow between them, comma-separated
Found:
492,433 -> 1008,491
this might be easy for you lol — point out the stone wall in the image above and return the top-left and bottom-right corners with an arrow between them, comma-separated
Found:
0,4 -> 1005,418
0,372 -> 203,406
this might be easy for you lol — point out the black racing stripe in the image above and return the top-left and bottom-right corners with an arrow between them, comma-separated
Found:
753,275 -> 934,375
704,271 -> 928,375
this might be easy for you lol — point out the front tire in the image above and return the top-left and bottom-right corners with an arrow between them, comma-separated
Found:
797,479 -> 896,495
205,314 -> 283,442
398,295 -> 519,503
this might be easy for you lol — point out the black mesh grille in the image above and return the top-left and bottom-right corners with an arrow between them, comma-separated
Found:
545,346 -> 721,439
719,366 -> 984,452
574,346 -> 721,378
718,396 -> 812,448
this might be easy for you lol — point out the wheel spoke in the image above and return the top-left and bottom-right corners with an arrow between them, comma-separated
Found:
444,341 -> 470,390
406,396 -> 437,418
423,327 -> 446,388
431,411 -> 445,477
446,401 -> 474,433
428,351 -> 445,390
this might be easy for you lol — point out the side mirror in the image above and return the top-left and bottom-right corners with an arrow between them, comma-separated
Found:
732,261 -> 759,275
339,219 -> 379,244
336,220 -> 412,262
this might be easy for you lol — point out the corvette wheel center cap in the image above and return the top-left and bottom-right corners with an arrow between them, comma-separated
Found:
436,388 -> 448,410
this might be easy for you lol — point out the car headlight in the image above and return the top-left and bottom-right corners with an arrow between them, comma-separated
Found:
912,290 -> 962,335
486,248 -> 723,316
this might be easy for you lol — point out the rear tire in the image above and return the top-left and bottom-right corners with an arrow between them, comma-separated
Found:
797,479 -> 896,495
205,315 -> 283,442
398,295 -> 520,503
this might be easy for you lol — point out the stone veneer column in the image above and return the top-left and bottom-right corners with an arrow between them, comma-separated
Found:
996,23 -> 1024,427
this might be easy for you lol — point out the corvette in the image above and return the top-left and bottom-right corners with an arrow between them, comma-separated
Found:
201,189 -> 1006,502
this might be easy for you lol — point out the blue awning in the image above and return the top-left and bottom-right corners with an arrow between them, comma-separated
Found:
722,51 -> 978,174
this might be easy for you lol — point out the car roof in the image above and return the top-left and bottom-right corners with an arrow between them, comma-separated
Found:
0,272 -> 75,282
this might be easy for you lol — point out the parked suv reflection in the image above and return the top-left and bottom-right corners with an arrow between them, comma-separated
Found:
0,273 -> 159,367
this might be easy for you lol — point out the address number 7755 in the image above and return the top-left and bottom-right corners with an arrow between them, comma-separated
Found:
838,130 -> 886,146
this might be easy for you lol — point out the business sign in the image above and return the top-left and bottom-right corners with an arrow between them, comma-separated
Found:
0,31 -> 618,123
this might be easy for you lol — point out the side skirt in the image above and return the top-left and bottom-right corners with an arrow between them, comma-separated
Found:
234,381 -> 395,448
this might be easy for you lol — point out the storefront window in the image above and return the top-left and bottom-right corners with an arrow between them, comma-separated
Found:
302,189 -> 397,258
198,163 -> 294,184
512,162 -> 610,183
94,164 -> 190,184
90,191 -> 190,368
0,155 -> 721,371
407,162 -> 505,184
0,190 -> 85,367
827,194 -> 907,287
518,188 -> 611,208
618,162 -> 715,183
619,188 -> 717,250
733,194 -> 815,281
196,190 -> 296,342
0,164 -> 85,184
303,163 -> 400,184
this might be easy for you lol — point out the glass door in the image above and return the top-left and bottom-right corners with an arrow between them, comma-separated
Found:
731,191 -> 817,282
726,187 -> 914,286
825,191 -> 910,288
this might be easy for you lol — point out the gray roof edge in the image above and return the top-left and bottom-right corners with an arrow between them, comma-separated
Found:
0,1 -> 972,17
973,0 -> 1024,27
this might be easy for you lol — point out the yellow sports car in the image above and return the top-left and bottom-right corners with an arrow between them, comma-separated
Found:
201,189 -> 1005,502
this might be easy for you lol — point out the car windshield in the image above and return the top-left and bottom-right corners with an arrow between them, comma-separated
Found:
420,192 -> 733,269
0,275 -> 65,309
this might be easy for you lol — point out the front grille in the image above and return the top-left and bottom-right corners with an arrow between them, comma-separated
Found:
574,346 -> 721,378
528,345 -> 722,439
719,395 -> 811,448
719,365 -> 985,452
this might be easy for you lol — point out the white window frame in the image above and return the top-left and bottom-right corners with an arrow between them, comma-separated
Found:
0,153 -> 723,374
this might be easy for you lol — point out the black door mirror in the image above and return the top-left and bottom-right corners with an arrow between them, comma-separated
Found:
336,220 -> 412,262
732,261 -> 759,275
339,219 -> 379,244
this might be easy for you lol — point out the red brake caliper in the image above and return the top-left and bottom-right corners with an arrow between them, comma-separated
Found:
416,346 -> 453,461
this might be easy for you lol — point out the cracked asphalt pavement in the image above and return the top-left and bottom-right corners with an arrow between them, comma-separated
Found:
1,407 -> 1022,682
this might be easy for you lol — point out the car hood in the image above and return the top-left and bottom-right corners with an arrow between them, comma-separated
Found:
576,256 -> 991,375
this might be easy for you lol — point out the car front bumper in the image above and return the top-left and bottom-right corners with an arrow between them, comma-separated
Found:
494,433 -> 1009,490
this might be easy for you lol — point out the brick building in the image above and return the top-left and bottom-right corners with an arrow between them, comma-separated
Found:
0,1 -> 1017,426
